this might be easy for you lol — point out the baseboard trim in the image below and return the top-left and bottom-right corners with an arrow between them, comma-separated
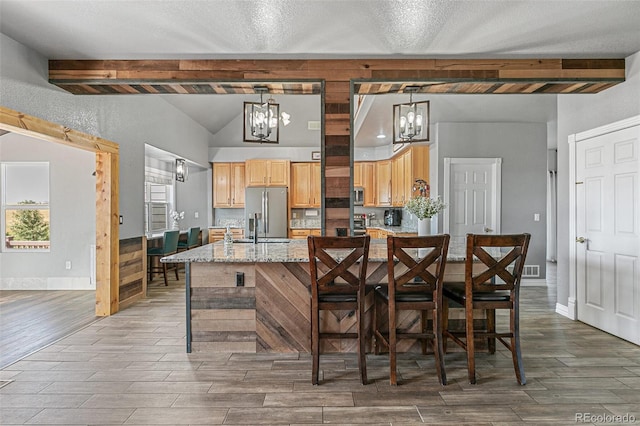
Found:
522,278 -> 546,287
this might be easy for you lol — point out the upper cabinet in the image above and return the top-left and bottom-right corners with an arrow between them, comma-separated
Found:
355,145 -> 429,208
213,162 -> 245,208
291,162 -> 321,208
375,160 -> 392,207
245,159 -> 290,187
361,162 -> 376,207
353,162 -> 363,188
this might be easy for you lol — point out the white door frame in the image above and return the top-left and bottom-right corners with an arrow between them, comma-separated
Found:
568,114 -> 640,321
443,157 -> 502,235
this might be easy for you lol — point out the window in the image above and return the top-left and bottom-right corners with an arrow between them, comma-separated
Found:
144,166 -> 175,235
1,162 -> 50,251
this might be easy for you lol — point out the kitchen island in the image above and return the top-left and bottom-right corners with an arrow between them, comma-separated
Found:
162,239 -> 467,354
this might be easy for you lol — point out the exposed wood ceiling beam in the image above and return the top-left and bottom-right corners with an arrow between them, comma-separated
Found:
49,58 -> 625,95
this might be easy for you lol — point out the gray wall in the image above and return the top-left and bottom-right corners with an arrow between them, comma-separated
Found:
436,122 -> 548,278
0,133 -> 95,289
0,33 -> 212,288
556,51 -> 640,308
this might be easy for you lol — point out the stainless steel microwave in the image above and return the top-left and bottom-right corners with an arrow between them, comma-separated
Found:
353,187 -> 364,205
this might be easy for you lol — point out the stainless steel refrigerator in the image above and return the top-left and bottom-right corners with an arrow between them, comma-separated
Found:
244,187 -> 288,238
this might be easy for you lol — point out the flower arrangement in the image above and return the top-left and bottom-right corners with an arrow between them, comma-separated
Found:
170,210 -> 185,222
170,210 -> 184,229
405,195 -> 446,220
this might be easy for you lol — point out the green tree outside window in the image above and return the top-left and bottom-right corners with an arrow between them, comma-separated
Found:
7,200 -> 50,241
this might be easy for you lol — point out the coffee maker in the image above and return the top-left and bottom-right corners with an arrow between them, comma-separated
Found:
384,209 -> 402,226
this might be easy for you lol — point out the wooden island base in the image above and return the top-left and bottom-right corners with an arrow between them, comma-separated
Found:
189,260 -> 471,354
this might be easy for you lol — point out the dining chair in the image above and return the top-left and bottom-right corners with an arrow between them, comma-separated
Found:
178,226 -> 200,251
443,233 -> 531,385
307,234 -> 371,385
147,229 -> 180,286
373,235 -> 450,386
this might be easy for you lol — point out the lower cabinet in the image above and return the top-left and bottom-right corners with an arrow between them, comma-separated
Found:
209,228 -> 244,243
288,228 -> 322,239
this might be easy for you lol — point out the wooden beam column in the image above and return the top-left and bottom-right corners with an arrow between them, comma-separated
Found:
96,151 -> 120,316
323,80 -> 352,235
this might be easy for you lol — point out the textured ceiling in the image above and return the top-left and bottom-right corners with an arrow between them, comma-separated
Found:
1,0 -> 639,148
2,1 -> 639,59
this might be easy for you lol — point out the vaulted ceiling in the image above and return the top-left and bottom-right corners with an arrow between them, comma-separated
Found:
2,1 -> 639,148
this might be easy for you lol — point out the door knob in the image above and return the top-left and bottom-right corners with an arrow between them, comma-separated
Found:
576,237 -> 586,243
484,227 -> 493,233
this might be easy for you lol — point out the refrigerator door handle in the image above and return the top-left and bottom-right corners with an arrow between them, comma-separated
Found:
265,191 -> 269,233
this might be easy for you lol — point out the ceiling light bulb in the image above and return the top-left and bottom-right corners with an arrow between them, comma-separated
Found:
377,134 -> 386,139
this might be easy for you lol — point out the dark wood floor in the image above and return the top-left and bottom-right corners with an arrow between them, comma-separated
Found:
1,265 -> 639,425
0,290 -> 97,369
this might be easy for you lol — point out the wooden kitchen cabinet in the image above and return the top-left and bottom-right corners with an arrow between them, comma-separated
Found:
362,162 -> 376,207
288,228 -> 321,239
213,162 -> 245,208
354,162 -> 363,188
208,228 -> 244,243
291,162 -> 321,207
391,154 -> 405,207
375,160 -> 392,207
245,159 -> 290,187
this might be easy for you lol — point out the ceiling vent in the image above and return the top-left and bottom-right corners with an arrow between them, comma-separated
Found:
307,121 -> 321,131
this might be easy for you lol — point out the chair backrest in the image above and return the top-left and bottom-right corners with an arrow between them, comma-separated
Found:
307,235 -> 370,296
187,226 -> 200,247
465,233 -> 531,293
163,230 -> 180,254
387,235 -> 450,297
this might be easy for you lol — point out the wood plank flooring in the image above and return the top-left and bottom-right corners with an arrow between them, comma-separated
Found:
1,264 -> 639,425
0,290 -> 98,369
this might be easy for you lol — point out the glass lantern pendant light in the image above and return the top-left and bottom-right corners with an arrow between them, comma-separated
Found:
393,86 -> 430,144
243,87 -> 279,144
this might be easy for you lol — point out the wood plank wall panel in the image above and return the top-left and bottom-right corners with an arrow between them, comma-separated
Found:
190,263 -> 256,352
118,237 -> 146,309
48,59 -> 626,238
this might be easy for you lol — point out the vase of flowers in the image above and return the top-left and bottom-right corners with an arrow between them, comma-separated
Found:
405,195 -> 446,236
170,210 -> 184,230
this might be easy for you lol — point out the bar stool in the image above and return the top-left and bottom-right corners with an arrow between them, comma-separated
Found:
147,229 -> 180,286
178,226 -> 200,251
443,233 -> 530,384
373,235 -> 450,386
307,235 -> 371,385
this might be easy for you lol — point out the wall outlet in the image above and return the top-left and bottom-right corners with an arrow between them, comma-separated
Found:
534,213 -> 540,222
194,211 -> 199,219
65,260 -> 72,270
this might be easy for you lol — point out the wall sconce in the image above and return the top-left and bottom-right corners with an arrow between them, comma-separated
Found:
393,86 -> 430,144
175,158 -> 188,182
244,87 -> 279,144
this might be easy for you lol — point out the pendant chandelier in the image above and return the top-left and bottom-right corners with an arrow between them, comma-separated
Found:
243,87 -> 279,144
393,86 -> 430,144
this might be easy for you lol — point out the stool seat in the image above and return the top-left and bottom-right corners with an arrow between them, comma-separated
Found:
374,285 -> 434,303
443,282 -> 511,302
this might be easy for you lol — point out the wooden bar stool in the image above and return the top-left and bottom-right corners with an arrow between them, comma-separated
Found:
373,235 -> 450,386
307,235 -> 371,385
443,233 -> 531,385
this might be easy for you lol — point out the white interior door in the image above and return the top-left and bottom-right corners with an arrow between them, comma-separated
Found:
575,123 -> 639,345
443,158 -> 502,247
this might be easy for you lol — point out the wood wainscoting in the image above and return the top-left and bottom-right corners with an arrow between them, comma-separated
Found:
118,237 -> 147,309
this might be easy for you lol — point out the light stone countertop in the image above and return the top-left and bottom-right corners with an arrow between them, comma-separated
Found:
162,239 -> 467,263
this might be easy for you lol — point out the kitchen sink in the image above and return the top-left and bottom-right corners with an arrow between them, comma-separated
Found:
232,238 -> 290,243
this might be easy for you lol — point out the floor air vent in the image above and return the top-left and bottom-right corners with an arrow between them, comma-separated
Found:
522,265 -> 540,278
